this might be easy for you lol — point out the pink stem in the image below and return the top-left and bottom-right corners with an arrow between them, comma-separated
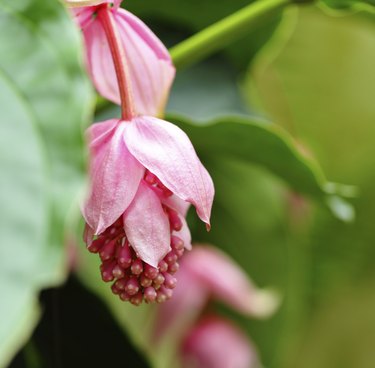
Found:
98,5 -> 134,120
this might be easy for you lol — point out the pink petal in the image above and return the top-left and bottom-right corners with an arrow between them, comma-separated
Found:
175,215 -> 192,251
82,17 -> 120,105
83,223 -> 95,246
181,317 -> 258,368
88,119 -> 119,153
83,121 -> 144,234
184,246 -> 279,317
124,116 -> 214,227
113,0 -> 122,9
81,8 -> 175,116
163,194 -> 190,218
71,7 -> 96,29
161,195 -> 192,250
115,9 -> 175,116
123,181 -> 171,267
153,265 -> 207,342
65,0 -> 114,8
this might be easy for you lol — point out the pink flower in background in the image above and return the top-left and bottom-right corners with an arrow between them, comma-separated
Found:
154,246 -> 278,366
155,245 -> 278,338
69,1 -> 175,116
83,118 -> 214,305
181,317 -> 259,368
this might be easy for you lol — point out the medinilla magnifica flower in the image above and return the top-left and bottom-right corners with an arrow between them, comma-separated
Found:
83,118 -> 214,305
66,0 -> 175,117
154,246 -> 278,339
72,1 -> 214,306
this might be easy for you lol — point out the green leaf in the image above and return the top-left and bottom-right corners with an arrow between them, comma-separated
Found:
167,114 -> 349,212
167,59 -> 249,120
319,0 -> 375,13
0,0 -> 92,365
247,6 -> 375,367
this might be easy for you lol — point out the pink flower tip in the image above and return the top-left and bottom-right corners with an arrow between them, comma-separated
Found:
181,317 -> 260,368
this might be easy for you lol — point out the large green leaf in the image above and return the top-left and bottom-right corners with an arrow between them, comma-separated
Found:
0,0 -> 92,365
168,114 -> 353,218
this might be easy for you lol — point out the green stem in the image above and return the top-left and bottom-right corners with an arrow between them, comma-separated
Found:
170,0 -> 293,69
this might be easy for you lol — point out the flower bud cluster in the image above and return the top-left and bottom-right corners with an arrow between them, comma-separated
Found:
86,174 -> 186,305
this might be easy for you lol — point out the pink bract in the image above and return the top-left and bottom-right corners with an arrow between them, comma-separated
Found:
75,4 -> 175,116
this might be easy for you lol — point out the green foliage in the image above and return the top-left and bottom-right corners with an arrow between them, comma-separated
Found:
169,115 -> 331,201
320,0 -> 375,11
125,0 -> 284,69
249,5 -> 375,367
2,0 -> 375,367
0,0 -> 92,365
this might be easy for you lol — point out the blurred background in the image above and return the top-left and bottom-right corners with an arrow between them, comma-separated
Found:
2,0 -> 375,367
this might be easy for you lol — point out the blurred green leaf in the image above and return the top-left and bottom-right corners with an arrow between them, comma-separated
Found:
125,0 -> 284,70
167,60 -> 250,121
294,283 -> 375,368
0,0 -> 92,365
247,5 -> 375,183
168,114 -> 350,213
319,0 -> 375,13
248,5 -> 375,367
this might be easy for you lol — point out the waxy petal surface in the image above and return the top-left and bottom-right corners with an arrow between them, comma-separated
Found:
83,122 -> 144,234
88,119 -> 119,154
82,8 -> 175,116
174,215 -> 192,251
163,194 -> 190,218
181,317 -> 258,368
125,116 -> 214,226
115,9 -> 175,116
123,181 -> 171,267
83,18 -> 119,105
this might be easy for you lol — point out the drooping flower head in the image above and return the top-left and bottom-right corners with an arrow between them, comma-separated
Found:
68,1 -> 214,305
83,118 -> 214,305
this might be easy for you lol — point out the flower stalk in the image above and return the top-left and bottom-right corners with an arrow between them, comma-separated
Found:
170,0 -> 292,69
97,5 -> 134,119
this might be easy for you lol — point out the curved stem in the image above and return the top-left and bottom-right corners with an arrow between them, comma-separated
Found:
98,5 -> 134,120
170,0 -> 292,69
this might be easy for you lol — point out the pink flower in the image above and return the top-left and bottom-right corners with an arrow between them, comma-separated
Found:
70,2 -> 175,116
70,3 -> 213,306
155,245 -> 278,339
83,118 -> 214,305
181,317 -> 259,368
